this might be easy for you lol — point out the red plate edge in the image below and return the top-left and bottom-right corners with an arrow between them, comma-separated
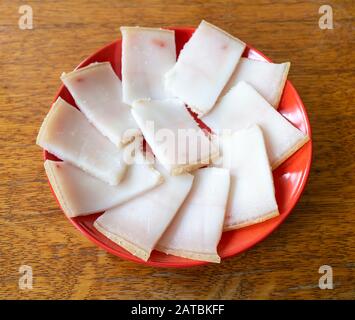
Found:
42,27 -> 313,268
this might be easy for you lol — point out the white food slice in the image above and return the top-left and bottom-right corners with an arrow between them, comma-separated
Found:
37,97 -> 127,185
121,27 -> 176,105
94,163 -> 194,261
156,167 -> 230,263
202,81 -> 309,169
131,98 -> 219,175
165,20 -> 246,117
61,62 -> 140,145
44,151 -> 163,218
221,57 -> 290,108
213,125 -> 279,230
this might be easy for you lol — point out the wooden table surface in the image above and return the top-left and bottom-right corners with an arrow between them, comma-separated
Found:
0,0 -> 354,300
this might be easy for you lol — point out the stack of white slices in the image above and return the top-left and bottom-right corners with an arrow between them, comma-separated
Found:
37,20 -> 309,263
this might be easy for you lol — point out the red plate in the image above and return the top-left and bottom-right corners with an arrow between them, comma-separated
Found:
44,27 -> 312,267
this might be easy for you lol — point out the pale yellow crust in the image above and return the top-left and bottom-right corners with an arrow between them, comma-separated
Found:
201,20 -> 246,48
272,134 -> 310,170
120,26 -> 174,35
224,209 -> 280,231
273,62 -> 291,109
156,245 -> 221,263
170,149 -> 220,175
120,135 -> 135,146
120,130 -> 142,146
60,61 -> 111,80
189,105 -> 207,118
36,97 -> 67,147
44,160 -> 75,218
94,221 -> 151,261
150,170 -> 165,186
171,161 -> 208,176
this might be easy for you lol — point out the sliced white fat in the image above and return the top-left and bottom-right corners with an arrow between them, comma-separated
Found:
213,125 -> 279,230
37,97 -> 127,185
202,81 -> 309,169
121,27 -> 176,105
156,167 -> 230,263
94,163 -> 194,261
221,57 -> 290,108
131,98 -> 219,175
44,159 -> 162,218
165,20 -> 246,117
61,62 -> 140,145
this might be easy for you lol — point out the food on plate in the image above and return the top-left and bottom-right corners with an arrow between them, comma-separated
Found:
165,20 -> 246,117
156,167 -> 230,263
221,57 -> 290,108
44,151 -> 162,218
121,27 -> 176,105
202,81 -> 309,169
37,21 -> 312,266
94,163 -> 194,261
131,98 -> 219,175
213,125 -> 279,230
37,97 -> 127,185
61,62 -> 140,145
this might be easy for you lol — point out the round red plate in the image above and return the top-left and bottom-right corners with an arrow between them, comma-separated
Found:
44,27 -> 312,267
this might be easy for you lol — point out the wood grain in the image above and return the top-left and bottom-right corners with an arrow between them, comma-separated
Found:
0,0 -> 354,300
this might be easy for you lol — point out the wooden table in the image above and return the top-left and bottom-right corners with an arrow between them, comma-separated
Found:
0,0 -> 354,300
